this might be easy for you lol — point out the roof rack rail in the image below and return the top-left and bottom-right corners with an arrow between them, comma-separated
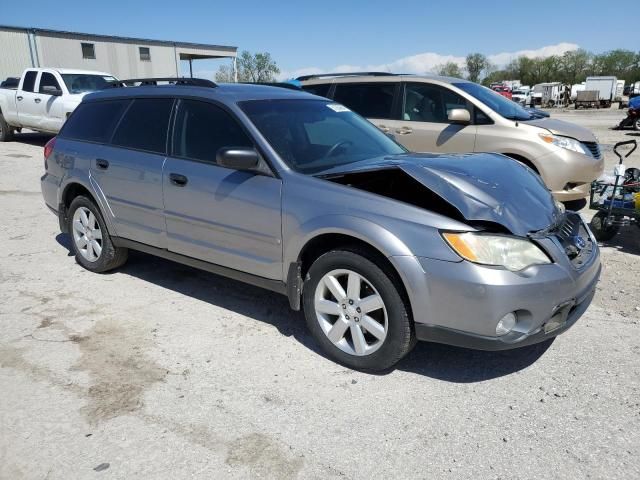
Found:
296,72 -> 396,81
241,82 -> 302,90
109,77 -> 217,88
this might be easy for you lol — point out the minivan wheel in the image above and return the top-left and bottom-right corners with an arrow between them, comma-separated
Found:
302,250 -> 414,371
0,113 -> 14,142
68,196 -> 128,272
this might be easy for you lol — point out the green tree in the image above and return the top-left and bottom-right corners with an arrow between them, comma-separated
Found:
434,62 -> 463,78
592,49 -> 639,80
214,51 -> 280,83
560,49 -> 592,84
465,53 -> 491,83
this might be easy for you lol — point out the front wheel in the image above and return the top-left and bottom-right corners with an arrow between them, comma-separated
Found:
634,117 -> 640,131
590,211 -> 619,241
302,249 -> 414,371
68,195 -> 128,272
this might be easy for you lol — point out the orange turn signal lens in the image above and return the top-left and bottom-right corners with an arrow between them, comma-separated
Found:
442,232 -> 478,262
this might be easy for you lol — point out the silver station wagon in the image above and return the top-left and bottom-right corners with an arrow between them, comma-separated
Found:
41,78 -> 601,370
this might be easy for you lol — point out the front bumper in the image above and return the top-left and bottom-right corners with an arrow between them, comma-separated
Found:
391,217 -> 601,351
535,148 -> 604,202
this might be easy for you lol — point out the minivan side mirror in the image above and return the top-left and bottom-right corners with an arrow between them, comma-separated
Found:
448,108 -> 471,124
41,85 -> 63,96
216,147 -> 263,172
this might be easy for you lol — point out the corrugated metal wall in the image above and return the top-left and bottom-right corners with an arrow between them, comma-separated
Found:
1,27 -> 237,82
0,29 -> 33,80
35,32 -> 179,78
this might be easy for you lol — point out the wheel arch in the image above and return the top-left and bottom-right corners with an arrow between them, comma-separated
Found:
502,153 -> 540,174
58,180 -> 116,235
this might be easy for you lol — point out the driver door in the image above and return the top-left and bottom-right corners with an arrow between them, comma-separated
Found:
162,99 -> 283,280
383,82 -> 477,153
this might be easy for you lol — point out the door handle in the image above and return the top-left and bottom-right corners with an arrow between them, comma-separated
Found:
34,98 -> 41,104
378,124 -> 390,133
96,159 -> 109,170
395,127 -> 413,135
169,173 -> 188,187
17,96 -> 23,101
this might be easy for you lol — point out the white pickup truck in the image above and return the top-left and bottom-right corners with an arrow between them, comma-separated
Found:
0,68 -> 117,141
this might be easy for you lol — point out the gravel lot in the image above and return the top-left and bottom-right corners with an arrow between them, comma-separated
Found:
1,108 -> 639,480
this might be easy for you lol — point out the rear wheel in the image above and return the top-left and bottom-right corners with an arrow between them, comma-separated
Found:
0,113 -> 14,142
634,117 -> 640,131
302,249 -> 414,371
68,196 -> 128,272
590,211 -> 619,241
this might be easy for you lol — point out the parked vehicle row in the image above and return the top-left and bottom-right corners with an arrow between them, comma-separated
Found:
40,79 -> 601,371
0,68 -> 117,140
298,73 -> 603,201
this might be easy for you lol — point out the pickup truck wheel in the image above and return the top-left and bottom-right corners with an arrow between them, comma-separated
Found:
68,196 -> 128,272
0,113 -> 14,142
302,250 -> 414,371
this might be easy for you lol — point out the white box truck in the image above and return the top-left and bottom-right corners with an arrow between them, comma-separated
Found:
585,76 -> 618,107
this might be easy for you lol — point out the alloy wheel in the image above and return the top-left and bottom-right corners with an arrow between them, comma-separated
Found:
72,206 -> 103,262
314,269 -> 388,356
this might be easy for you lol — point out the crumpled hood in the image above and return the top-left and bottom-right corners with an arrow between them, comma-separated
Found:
524,117 -> 597,142
319,152 -> 563,236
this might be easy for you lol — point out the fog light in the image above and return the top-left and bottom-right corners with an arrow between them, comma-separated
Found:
496,312 -> 517,336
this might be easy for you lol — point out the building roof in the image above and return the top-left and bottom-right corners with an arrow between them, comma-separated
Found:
0,24 -> 237,54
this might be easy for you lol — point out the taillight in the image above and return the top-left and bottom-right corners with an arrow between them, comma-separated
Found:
44,136 -> 56,169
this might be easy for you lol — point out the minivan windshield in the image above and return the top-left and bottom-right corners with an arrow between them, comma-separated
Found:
454,82 -> 532,121
61,74 -> 117,94
241,99 -> 406,174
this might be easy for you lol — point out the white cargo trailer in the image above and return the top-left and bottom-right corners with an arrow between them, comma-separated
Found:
585,76 -> 618,107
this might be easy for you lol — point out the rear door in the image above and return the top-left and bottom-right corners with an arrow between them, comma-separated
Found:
163,99 -> 283,280
332,82 -> 400,135
382,82 -> 476,153
16,70 -> 40,128
92,97 -> 174,248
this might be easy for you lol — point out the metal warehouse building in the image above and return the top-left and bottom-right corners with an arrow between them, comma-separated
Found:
0,25 -> 237,81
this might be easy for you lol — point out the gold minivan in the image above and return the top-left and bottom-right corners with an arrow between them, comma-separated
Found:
299,73 -> 603,202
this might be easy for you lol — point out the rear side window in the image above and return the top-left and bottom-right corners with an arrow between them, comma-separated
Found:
22,71 -> 38,92
172,99 -> 253,163
333,83 -> 397,119
111,98 -> 174,154
61,100 -> 129,143
302,84 -> 331,98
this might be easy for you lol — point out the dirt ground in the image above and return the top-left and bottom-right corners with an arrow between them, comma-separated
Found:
1,108 -> 639,480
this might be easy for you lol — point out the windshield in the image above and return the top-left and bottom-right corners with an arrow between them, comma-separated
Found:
454,82 -> 532,121
240,99 -> 406,174
61,74 -> 117,94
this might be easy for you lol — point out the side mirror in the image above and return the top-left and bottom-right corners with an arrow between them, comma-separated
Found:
216,147 -> 261,171
41,86 -> 63,96
448,108 -> 471,124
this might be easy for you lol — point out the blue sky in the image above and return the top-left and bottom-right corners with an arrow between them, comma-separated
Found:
3,0 -> 623,79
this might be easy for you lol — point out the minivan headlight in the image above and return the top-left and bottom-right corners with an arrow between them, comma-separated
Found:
443,232 -> 551,271
539,133 -> 588,155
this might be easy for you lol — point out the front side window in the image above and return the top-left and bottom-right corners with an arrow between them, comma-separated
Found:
332,83 -> 397,119
111,98 -> 174,154
61,100 -> 130,143
39,72 -> 61,93
61,74 -> 117,94
81,43 -> 96,59
139,47 -> 151,61
403,83 -> 469,123
172,100 -> 253,163
22,71 -> 37,92
241,99 -> 405,174
454,82 -> 532,121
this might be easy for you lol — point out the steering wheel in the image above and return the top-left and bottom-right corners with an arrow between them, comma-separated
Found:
324,140 -> 353,158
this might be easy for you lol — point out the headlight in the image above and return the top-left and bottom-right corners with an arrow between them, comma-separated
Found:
442,232 -> 551,271
539,133 -> 588,155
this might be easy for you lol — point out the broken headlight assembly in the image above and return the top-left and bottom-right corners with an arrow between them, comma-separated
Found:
442,232 -> 551,272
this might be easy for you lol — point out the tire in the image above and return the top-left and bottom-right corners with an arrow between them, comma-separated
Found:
589,211 -> 619,242
0,113 -> 14,142
67,195 -> 128,272
302,249 -> 414,371
634,118 -> 640,131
